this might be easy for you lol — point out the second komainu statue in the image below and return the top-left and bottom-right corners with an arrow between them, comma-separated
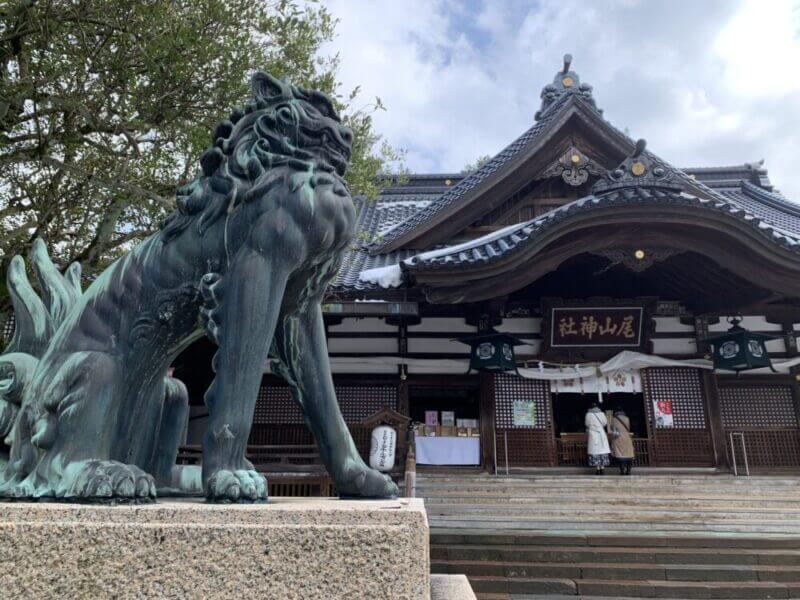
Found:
0,73 -> 399,502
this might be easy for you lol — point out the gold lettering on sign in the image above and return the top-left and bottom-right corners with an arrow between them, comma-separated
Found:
558,317 -> 577,336
619,315 -> 636,339
551,307 -> 642,347
579,316 -> 599,340
598,316 -> 618,336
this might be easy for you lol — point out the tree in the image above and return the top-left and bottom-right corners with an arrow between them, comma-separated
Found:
461,155 -> 492,174
0,0 -> 402,279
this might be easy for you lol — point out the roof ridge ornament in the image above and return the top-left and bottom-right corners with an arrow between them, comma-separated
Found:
535,54 -> 600,120
591,139 -> 680,194
540,145 -> 605,187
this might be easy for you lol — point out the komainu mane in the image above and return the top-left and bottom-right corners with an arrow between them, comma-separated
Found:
0,72 -> 399,501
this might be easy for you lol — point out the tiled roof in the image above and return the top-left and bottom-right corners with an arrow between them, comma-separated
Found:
331,189 -> 429,291
334,171 -> 800,293
719,182 -> 800,237
404,184 -> 800,274
684,163 -> 773,191
332,57 -> 800,292
369,91 -> 575,252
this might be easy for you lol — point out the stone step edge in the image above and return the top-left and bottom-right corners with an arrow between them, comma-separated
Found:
428,514 -> 800,525
466,575 -> 800,591
431,543 -> 800,556
432,558 -> 800,573
474,595 -> 673,600
430,531 -> 800,548
425,505 -> 800,515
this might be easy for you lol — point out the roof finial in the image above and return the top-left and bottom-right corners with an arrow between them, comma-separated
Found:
592,139 -> 678,194
535,54 -> 600,121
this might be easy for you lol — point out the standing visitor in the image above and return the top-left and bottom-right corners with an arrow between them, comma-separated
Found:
611,408 -> 635,475
585,403 -> 610,475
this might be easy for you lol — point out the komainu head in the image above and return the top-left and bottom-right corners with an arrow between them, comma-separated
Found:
162,72 -> 353,242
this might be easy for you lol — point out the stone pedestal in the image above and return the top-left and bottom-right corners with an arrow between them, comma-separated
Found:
0,497 -> 432,599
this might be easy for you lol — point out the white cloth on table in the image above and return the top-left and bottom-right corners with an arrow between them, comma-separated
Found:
585,409 -> 610,456
415,437 -> 480,465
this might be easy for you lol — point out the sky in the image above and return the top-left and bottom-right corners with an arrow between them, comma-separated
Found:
321,0 -> 800,200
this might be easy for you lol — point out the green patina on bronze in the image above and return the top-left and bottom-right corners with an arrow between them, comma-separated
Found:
0,73 -> 399,502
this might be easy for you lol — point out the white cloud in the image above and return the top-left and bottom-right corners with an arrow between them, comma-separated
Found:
322,0 -> 800,199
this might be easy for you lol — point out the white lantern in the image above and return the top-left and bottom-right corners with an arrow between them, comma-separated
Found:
369,425 -> 396,472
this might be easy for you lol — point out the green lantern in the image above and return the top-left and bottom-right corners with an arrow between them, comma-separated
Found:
457,329 -> 525,374
705,317 -> 777,373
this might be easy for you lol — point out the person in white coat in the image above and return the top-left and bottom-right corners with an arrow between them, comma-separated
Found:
585,403 -> 611,475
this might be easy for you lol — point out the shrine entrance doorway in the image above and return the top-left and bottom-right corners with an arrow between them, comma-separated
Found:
552,391 -> 651,467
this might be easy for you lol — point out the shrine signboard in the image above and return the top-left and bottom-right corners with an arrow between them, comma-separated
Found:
551,307 -> 643,347
542,301 -> 651,358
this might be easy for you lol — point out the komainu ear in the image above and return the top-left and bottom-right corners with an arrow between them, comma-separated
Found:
251,72 -> 287,102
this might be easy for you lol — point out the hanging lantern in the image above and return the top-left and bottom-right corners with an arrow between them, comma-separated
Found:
457,329 -> 525,374
705,316 -> 777,373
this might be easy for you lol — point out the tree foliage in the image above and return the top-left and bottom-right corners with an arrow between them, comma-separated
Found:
461,155 -> 492,174
0,0 -> 403,277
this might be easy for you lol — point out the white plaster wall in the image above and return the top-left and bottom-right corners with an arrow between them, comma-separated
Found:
515,341 -> 542,357
328,317 -> 397,333
765,337 -> 788,353
327,338 -> 398,353
653,317 -> 695,333
407,338 -> 468,354
651,338 -> 697,355
496,318 -> 542,334
408,318 -> 476,333
330,363 -> 397,374
407,362 -> 470,374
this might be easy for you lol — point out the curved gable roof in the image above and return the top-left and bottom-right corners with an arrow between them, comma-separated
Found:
368,58 -> 799,256
358,164 -> 800,301
370,91 -> 577,253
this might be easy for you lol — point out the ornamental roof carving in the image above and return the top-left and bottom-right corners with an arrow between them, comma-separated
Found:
536,54 -> 600,120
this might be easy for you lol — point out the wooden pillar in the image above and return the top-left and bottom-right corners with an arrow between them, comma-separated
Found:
397,322 -> 409,416
479,371 -> 496,473
783,323 -> 798,357
789,367 -> 800,436
397,374 -> 409,417
702,370 -> 729,470
694,315 -> 711,356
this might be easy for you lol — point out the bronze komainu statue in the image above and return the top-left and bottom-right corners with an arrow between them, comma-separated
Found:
0,73 -> 399,502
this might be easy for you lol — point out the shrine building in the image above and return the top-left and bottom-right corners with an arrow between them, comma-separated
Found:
9,56 -> 800,482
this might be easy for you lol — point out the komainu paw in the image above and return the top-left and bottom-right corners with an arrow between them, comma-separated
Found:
206,469 -> 267,502
338,465 -> 399,500
63,460 -> 156,500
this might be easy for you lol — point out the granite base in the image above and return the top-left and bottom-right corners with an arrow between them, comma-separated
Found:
0,497 -> 433,599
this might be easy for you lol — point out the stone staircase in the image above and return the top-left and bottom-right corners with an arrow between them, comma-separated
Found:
420,473 -> 800,599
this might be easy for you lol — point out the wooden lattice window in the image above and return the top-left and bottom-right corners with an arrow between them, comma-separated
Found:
732,430 -> 800,467
1,313 -> 14,346
334,385 -> 397,422
719,385 -> 797,428
494,374 -> 550,429
254,386 -> 302,424
254,384 -> 397,425
495,429 -> 554,467
653,430 -> 715,466
643,368 -> 707,428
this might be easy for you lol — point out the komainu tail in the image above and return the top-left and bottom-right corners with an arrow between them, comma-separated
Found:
0,239 -> 82,466
4,238 -> 82,357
